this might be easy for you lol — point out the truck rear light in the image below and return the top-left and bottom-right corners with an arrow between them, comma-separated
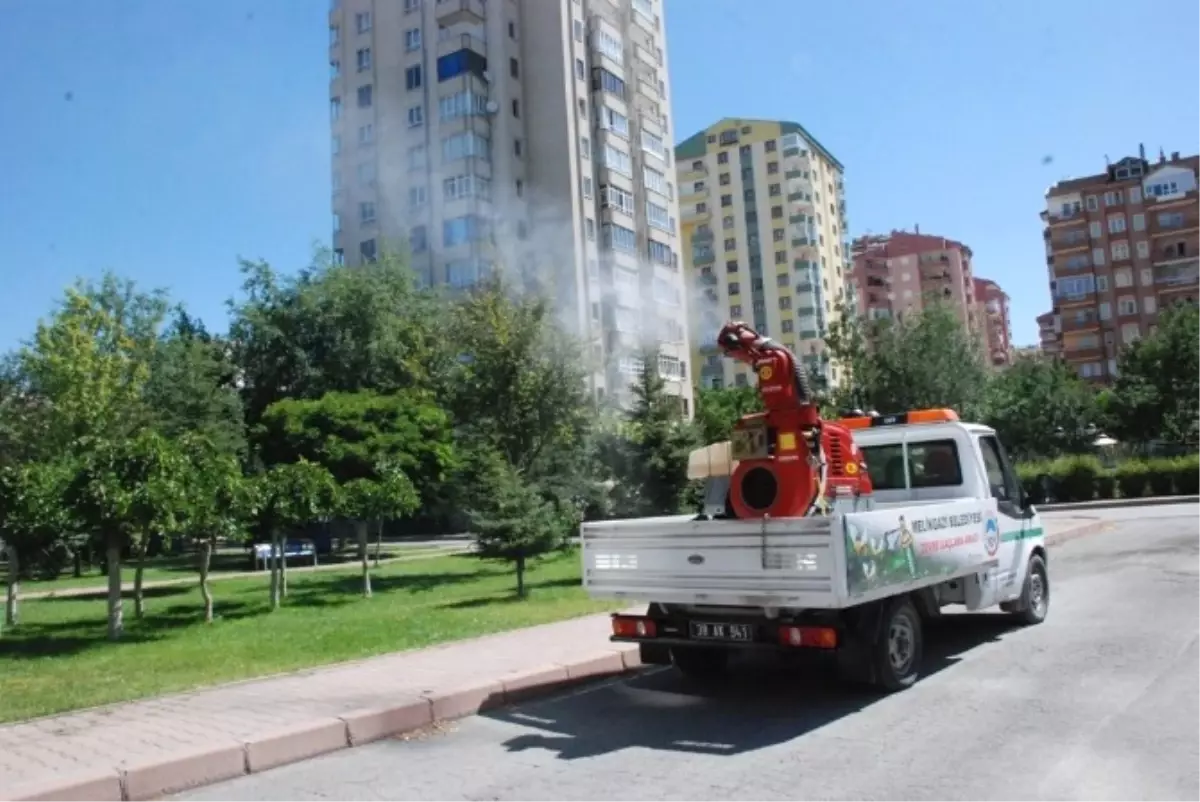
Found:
778,625 -> 837,649
612,615 -> 657,639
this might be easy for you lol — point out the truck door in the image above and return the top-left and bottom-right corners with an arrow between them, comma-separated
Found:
977,434 -> 1030,598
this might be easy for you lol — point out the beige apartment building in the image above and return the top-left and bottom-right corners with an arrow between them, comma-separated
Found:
849,228 -> 1003,367
1039,147 -> 1199,383
1036,311 -> 1060,356
676,118 -> 854,392
328,0 -> 692,411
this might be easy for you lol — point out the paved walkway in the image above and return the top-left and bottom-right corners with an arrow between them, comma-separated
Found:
0,514 -> 1107,801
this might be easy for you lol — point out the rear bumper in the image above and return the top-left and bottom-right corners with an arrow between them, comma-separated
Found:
609,611 -> 841,653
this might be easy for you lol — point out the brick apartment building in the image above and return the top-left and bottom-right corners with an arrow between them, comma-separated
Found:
850,228 -> 1008,367
1039,147 -> 1199,382
1036,310 -> 1060,356
973,277 -> 1013,367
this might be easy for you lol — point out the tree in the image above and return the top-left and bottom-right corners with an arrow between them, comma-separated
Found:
66,431 -> 189,639
825,301 -> 988,416
227,251 -> 449,428
339,468 -> 419,597
255,389 -> 453,518
0,461 -> 73,635
1103,303 -> 1200,449
980,354 -> 1099,459
249,460 -> 339,610
617,352 -> 700,516
464,452 -> 574,597
176,436 -> 249,623
16,273 -> 167,458
693,385 -> 762,445
144,307 -> 247,459
439,278 -> 596,524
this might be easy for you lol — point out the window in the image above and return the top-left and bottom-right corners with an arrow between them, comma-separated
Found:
440,90 -> 487,119
767,161 -> 779,175
357,47 -> 372,71
771,205 -> 783,219
1089,221 -> 1102,239
1129,187 -> 1142,203
330,59 -> 340,79
1111,241 -> 1130,261
355,11 -> 372,33
443,215 -> 490,246
778,296 -> 792,310
408,144 -> 426,169
600,106 -> 629,136
643,166 -> 667,195
593,68 -> 625,98
646,200 -> 671,231
1098,301 -> 1112,320
512,99 -> 520,118
1107,214 -> 1126,234
357,161 -> 375,183
1085,195 -> 1098,211
1091,248 -> 1105,266
1157,212 -> 1185,228
580,136 -> 590,158
510,57 -> 520,78
1133,213 -> 1146,231
1103,190 -> 1122,206
773,228 -> 784,242
602,185 -> 635,214
769,183 -> 781,197
602,223 -> 637,251
1096,275 -> 1109,291
358,201 -> 376,224
648,240 -> 673,266
728,281 -> 741,295
1056,275 -> 1095,299
979,436 -> 1019,502
1120,322 -> 1140,343
331,135 -> 341,156
1136,240 -> 1149,258
442,131 -> 488,162
514,139 -> 522,158
404,0 -> 421,11
330,96 -> 342,121
720,194 -> 733,207
722,215 -> 735,229
405,65 -> 423,89
1144,295 -> 1157,315
596,28 -> 624,61
358,123 -> 373,146
586,219 -> 596,240
404,27 -> 421,50
1114,267 -> 1133,288
724,238 -> 736,251
407,105 -> 424,127
641,130 -> 667,160
330,25 -> 340,46
360,238 -> 377,261
725,260 -> 738,273
444,174 -> 490,201
332,211 -> 341,232
573,19 -> 584,41
1139,267 -> 1153,286
908,440 -> 963,488
601,144 -> 632,176
1117,296 -> 1137,315
409,185 -> 427,207
575,58 -> 585,80
1148,181 -> 1181,198
582,177 -> 593,198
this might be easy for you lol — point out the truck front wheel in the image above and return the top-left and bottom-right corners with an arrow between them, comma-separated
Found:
670,646 -> 729,681
1009,553 -> 1050,626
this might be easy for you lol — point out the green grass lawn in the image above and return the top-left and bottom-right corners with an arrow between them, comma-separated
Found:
15,543 -> 457,594
0,550 -> 616,724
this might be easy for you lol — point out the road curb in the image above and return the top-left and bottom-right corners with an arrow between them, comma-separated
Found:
3,644 -> 640,802
1037,495 -> 1199,512
1045,519 -> 1111,547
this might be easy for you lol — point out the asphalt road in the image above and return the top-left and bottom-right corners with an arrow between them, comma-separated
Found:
179,503 -> 1200,801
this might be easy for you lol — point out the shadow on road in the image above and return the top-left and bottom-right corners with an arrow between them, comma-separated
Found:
485,613 -> 1018,760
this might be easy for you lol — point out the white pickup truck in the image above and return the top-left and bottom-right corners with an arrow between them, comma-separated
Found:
580,411 -> 1049,691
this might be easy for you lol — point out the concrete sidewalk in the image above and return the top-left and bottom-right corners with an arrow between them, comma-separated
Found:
0,515 -> 1109,802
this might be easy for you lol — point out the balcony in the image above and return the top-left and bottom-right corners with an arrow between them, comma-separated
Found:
1155,258 -> 1199,287
438,32 -> 486,60
435,0 -> 485,26
693,248 -> 715,266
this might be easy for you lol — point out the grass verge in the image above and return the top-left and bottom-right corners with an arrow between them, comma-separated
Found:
0,549 -> 613,724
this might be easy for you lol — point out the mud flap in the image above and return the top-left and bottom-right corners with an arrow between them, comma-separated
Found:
835,600 -> 885,685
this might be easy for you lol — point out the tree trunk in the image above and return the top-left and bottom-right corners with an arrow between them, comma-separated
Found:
106,537 -> 124,641
73,547 -> 83,579
133,546 -> 147,619
356,520 -> 372,598
4,543 -> 19,631
373,520 -> 384,567
515,554 -> 526,598
278,532 -> 289,597
268,534 -> 280,610
199,539 -> 214,623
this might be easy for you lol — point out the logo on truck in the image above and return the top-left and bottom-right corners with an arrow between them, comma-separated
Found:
984,516 -> 1000,557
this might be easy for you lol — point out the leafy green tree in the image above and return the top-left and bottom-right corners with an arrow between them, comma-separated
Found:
440,278 -> 595,521
693,385 -> 762,444
255,389 -> 453,517
145,308 -> 247,459
825,301 -> 988,417
66,431 -> 189,639
0,461 -> 73,634
16,273 -> 168,457
249,460 -> 339,610
339,469 -> 419,597
463,451 -> 574,597
980,354 -> 1099,459
1103,303 -> 1199,448
227,251 -> 448,427
176,436 -> 250,622
618,352 -> 700,516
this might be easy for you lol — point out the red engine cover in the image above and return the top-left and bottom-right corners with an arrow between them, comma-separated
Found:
729,412 -> 870,520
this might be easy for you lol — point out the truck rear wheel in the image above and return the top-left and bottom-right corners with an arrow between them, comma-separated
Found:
670,646 -> 729,681
871,597 -> 923,692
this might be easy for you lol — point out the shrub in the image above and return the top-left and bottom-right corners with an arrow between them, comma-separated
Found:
1114,460 -> 1149,499
1144,458 -> 1176,496
1170,454 -> 1200,495
1016,460 -> 1053,504
1048,454 -> 1103,502
1094,472 -> 1116,499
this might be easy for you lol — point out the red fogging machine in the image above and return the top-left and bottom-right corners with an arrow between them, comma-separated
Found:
715,321 -> 872,520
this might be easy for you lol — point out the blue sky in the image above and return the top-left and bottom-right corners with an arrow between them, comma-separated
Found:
1,0 -> 1197,349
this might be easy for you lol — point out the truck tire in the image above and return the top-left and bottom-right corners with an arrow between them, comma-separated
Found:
1009,553 -> 1050,626
670,646 -> 729,681
870,596 -> 923,692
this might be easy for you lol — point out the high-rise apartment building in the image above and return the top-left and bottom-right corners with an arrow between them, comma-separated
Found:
1040,147 -> 1198,382
677,119 -> 853,391
327,0 -> 692,411
973,277 -> 1013,368
1036,311 -> 1060,356
849,228 -> 997,365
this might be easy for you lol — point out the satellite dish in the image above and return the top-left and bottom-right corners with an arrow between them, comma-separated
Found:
485,100 -> 499,114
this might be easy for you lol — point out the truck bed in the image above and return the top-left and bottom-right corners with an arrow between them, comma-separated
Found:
581,499 -> 1001,610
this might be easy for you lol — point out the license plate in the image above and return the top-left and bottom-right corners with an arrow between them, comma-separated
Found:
689,621 -> 753,642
